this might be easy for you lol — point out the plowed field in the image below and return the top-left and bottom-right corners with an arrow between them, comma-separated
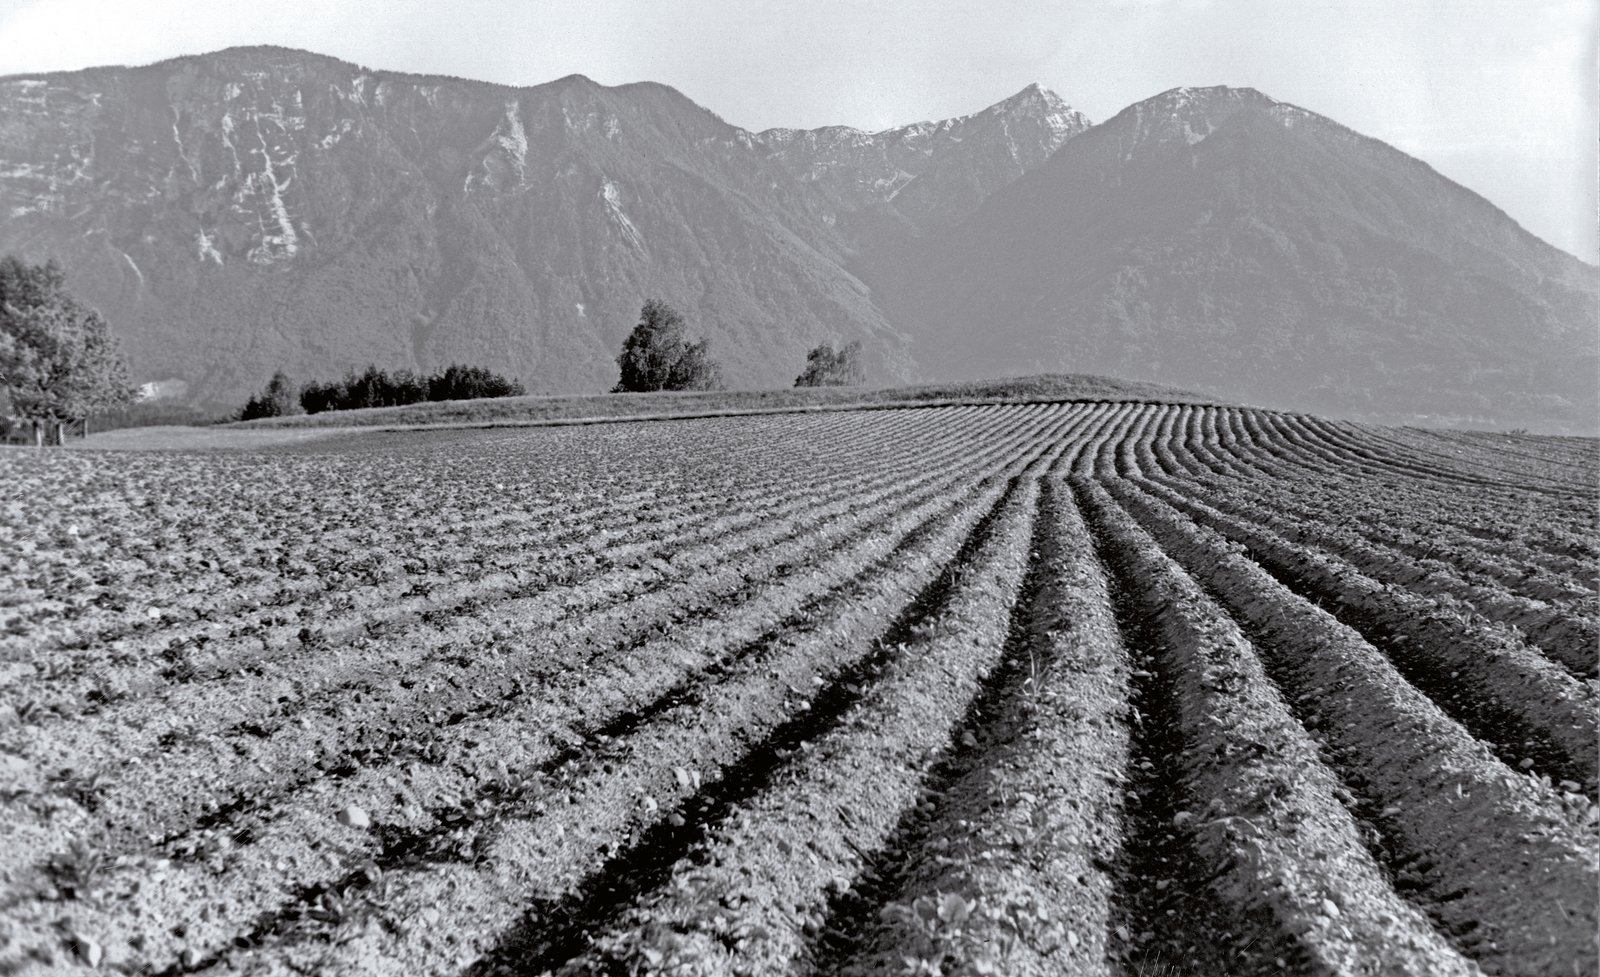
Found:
2,403 -> 1595,976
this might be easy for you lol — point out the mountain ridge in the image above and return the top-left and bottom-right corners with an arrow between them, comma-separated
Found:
886,83 -> 1599,430
1,47 -> 1594,431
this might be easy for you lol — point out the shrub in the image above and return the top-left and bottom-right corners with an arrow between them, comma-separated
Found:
794,340 -> 866,387
430,364 -> 525,401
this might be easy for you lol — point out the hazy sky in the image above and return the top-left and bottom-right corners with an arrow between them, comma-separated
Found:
1,0 -> 1594,261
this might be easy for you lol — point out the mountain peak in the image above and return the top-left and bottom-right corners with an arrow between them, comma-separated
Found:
984,83 -> 1085,131
995,82 -> 1054,105
1102,84 -> 1322,152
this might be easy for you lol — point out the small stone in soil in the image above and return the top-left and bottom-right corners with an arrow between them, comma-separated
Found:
72,935 -> 103,967
337,804 -> 370,829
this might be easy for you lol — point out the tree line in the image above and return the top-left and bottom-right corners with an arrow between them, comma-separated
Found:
1,253 -> 872,444
242,299 -> 865,415
241,363 -> 526,419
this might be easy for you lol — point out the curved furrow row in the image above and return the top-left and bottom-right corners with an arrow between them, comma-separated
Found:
0,401 -> 1593,975
1088,399 -> 1159,478
1259,413 -> 1537,497
1194,407 -> 1319,483
1106,477 -> 1599,976
1179,405 -> 1254,478
1155,473 -> 1595,677
0,408 -> 1085,875
1128,475 -> 1599,795
1228,410 -> 1486,498
5,410 -> 1081,974
1131,417 -> 1599,676
1422,429 -> 1599,468
539,476 -> 1042,977
1310,417 -> 1597,497
1219,407 -> 1331,481
1287,415 -> 1557,495
810,478 -> 1130,977
1215,408 -> 1345,483
0,405 -> 983,664
1157,463 -> 1597,608
1378,427 -> 1597,490
1076,477 -> 1483,977
1293,421 -> 1600,548
1048,400 -> 1141,477
0,405 -> 1020,721
1147,409 -> 1598,596
1254,483 -> 1593,605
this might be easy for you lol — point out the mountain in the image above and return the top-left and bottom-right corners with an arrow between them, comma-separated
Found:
2,53 -> 1596,431
1,48 -> 1078,402
753,83 -> 1090,231
884,86 -> 1600,431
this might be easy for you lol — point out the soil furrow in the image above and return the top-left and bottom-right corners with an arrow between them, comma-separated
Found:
813,477 -> 1131,977
1124,435 -> 1599,676
1110,476 -> 1598,976
1078,477 -> 1485,977
3,418 -> 1081,972
1131,476 -> 1599,794
106,415 -> 1081,977
534,476 -> 1040,977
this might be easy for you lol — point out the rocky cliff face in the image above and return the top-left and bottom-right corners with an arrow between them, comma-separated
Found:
753,84 -> 1089,230
885,86 -> 1600,431
4,47 -> 1069,401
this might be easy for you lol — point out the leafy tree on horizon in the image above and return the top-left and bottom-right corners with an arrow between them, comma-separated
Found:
0,256 -> 136,445
238,371 -> 302,421
613,300 -> 723,392
794,340 -> 866,387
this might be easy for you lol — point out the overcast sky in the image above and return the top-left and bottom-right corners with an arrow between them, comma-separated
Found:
1,0 -> 1594,261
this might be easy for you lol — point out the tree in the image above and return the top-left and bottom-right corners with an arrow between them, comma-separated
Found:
429,363 -> 525,401
238,371 -> 302,421
0,257 -> 136,445
794,340 -> 866,387
613,300 -> 723,392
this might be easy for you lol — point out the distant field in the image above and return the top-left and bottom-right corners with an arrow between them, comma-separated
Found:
2,402 -> 1596,975
231,373 -> 1218,430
